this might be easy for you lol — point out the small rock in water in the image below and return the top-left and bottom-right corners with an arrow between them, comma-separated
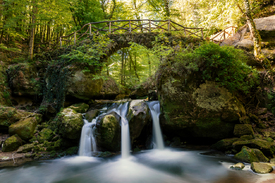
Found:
230,162 -> 245,170
251,162 -> 273,174
270,158 -> 275,164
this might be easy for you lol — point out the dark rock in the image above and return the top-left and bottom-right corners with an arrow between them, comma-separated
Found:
170,137 -> 181,147
234,146 -> 269,163
211,138 -> 239,151
85,109 -> 100,121
99,76 -> 120,99
239,116 -> 250,124
258,108 -> 268,115
233,124 -> 254,137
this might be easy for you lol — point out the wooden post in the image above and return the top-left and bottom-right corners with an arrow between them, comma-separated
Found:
60,37 -> 62,48
223,30 -> 226,40
74,32 -> 76,45
149,20 -> 151,33
129,21 -> 131,33
89,24 -> 92,36
168,20 -> 171,33
109,22 -> 112,33
201,29 -> 204,40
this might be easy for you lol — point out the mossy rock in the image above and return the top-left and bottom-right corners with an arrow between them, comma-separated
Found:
95,112 -> 121,151
37,128 -> 54,143
234,146 -> 269,163
17,143 -> 34,153
240,135 -> 254,140
239,116 -> 250,124
251,162 -> 273,174
211,138 -> 239,151
232,139 -> 275,155
68,103 -> 89,113
234,124 -> 254,137
65,146 -> 79,155
9,116 -> 42,140
58,108 -> 84,140
2,134 -> 22,152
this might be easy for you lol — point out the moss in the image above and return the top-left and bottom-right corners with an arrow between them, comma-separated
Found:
2,134 -> 22,152
17,143 -> 34,153
234,124 -> 254,137
37,128 -> 54,143
68,103 -> 89,113
234,146 -> 269,163
65,146 -> 78,155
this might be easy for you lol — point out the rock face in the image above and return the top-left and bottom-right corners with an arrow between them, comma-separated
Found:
251,162 -> 273,174
2,134 -> 22,152
254,15 -> 275,39
58,107 -> 84,139
234,146 -> 269,163
99,76 -> 120,99
66,70 -> 103,100
95,112 -> 121,151
234,124 -> 254,137
9,116 -> 42,140
7,63 -> 39,96
157,77 -> 245,141
127,100 -> 151,143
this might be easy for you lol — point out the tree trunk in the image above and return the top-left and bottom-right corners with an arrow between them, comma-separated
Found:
244,0 -> 261,57
29,0 -> 37,60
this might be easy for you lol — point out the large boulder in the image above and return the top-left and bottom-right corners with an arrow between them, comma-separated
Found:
9,115 -> 42,140
95,112 -> 121,151
85,109 -> 100,121
251,162 -> 273,174
254,15 -> 275,39
58,107 -> 84,139
234,124 -> 254,137
7,63 -> 39,96
232,139 -> 275,155
234,146 -> 269,163
99,76 -> 120,99
66,70 -> 103,100
157,77 -> 245,141
211,138 -> 239,151
127,100 -> 151,143
2,134 -> 22,152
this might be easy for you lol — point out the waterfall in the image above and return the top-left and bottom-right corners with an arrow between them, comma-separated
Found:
115,102 -> 131,159
79,117 -> 97,156
147,101 -> 164,150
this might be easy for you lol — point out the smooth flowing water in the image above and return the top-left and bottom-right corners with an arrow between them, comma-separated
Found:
78,117 -> 98,156
147,101 -> 164,150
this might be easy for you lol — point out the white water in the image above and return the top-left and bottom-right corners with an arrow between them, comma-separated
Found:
115,102 -> 131,159
78,117 -> 97,156
147,101 -> 164,150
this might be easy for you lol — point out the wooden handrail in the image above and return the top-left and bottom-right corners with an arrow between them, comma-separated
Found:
59,19 -> 204,47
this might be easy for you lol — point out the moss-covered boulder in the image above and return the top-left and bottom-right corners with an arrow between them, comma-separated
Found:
99,76 -> 120,99
127,100 -> 151,143
17,143 -> 34,153
232,139 -> 275,155
157,79 -> 245,141
68,103 -> 89,113
2,134 -> 22,152
9,115 -> 42,140
85,109 -> 99,121
95,112 -> 121,151
0,106 -> 39,127
66,70 -> 103,100
234,124 -> 254,137
234,146 -> 269,163
251,162 -> 273,174
211,138 -> 239,151
7,63 -> 39,96
37,128 -> 54,143
58,108 -> 84,140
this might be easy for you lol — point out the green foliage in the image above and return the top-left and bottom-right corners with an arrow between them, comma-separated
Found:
175,42 -> 259,94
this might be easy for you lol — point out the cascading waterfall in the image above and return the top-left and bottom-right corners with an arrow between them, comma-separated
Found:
79,117 -> 98,156
147,101 -> 164,150
115,102 -> 131,159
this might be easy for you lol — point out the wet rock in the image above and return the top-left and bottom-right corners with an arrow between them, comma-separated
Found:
234,146 -> 269,163
9,116 -> 42,140
85,109 -> 100,121
251,162 -> 273,174
211,138 -> 239,151
58,108 -> 84,140
127,100 -> 151,143
68,103 -> 89,113
95,112 -> 121,151
234,124 -> 254,137
2,134 -> 22,152
17,144 -> 34,153
230,163 -> 245,170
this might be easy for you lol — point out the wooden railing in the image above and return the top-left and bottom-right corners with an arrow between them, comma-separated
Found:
210,26 -> 237,44
59,19 -> 204,47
